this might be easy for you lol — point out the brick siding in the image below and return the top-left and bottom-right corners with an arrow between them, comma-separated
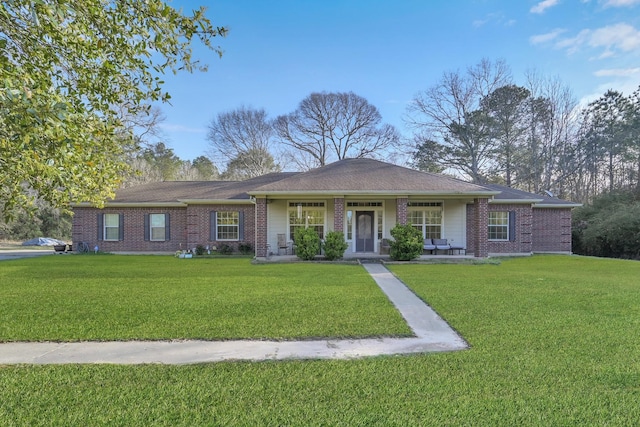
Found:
467,202 -> 572,255
72,204 -> 255,254
333,198 -> 344,232
395,197 -> 408,225
532,208 -> 573,252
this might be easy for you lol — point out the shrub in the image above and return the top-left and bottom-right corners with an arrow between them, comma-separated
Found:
323,231 -> 349,260
294,227 -> 321,261
195,244 -> 206,256
238,242 -> 253,255
218,244 -> 233,255
389,224 -> 423,261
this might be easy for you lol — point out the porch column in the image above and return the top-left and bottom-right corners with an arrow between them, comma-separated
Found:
333,197 -> 344,232
396,197 -> 408,225
255,197 -> 268,257
474,198 -> 489,258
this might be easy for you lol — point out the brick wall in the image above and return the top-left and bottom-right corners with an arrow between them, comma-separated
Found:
255,198 -> 268,257
333,198 -> 344,232
396,197 -> 408,225
467,202 -> 534,255
72,203 -> 255,253
532,208 -> 573,252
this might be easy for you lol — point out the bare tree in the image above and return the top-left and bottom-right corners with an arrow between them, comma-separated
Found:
406,58 -> 511,183
274,91 -> 400,169
206,106 -> 280,178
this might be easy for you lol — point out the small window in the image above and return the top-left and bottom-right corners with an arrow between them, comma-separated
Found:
488,211 -> 509,241
103,213 -> 120,241
150,214 -> 166,241
217,211 -> 240,240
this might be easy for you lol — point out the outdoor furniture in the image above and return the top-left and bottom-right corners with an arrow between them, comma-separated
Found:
277,233 -> 290,255
379,238 -> 390,255
423,238 -> 436,254
449,245 -> 466,255
433,239 -> 451,254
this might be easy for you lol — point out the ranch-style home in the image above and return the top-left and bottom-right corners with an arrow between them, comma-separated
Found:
71,158 -> 580,258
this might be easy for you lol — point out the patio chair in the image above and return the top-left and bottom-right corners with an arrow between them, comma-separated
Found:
379,238 -> 391,255
277,233 -> 290,255
423,238 -> 436,254
433,238 -> 451,254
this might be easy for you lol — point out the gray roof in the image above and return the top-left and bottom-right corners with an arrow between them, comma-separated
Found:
101,159 -> 578,207
110,173 -> 297,203
485,184 -> 580,207
249,158 -> 494,195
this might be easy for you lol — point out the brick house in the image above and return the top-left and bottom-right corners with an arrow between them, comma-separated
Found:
72,158 -> 580,258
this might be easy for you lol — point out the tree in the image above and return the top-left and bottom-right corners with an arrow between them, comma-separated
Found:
0,1 -> 226,219
274,91 -> 400,169
222,149 -> 280,180
207,106 -> 280,178
192,156 -> 220,180
141,143 -> 183,181
481,85 -> 530,186
407,58 -> 511,183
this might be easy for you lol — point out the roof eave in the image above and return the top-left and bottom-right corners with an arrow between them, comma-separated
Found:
490,198 -> 544,204
534,203 -> 582,208
248,190 -> 499,197
177,199 -> 253,205
72,202 -> 187,208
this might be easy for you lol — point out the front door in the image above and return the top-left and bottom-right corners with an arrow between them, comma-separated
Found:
355,211 -> 374,252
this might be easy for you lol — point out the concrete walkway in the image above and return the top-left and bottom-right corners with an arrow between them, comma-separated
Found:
0,263 -> 467,365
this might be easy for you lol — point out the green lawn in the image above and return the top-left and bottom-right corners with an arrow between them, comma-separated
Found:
1,255 -> 640,425
0,256 -> 411,341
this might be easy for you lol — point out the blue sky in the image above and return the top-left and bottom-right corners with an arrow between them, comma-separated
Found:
158,0 -> 640,161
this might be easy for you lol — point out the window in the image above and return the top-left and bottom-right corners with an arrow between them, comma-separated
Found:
217,211 -> 240,240
150,214 -> 166,241
98,213 -> 123,241
288,202 -> 325,240
377,211 -> 383,240
408,205 -> 442,239
346,210 -> 353,240
488,211 -> 509,241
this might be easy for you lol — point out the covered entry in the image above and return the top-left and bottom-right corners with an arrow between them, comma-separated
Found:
355,211 -> 374,252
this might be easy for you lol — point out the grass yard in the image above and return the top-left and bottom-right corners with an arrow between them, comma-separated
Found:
1,255 -> 640,425
0,256 -> 411,341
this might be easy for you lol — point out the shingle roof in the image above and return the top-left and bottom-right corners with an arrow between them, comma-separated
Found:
249,158 -> 494,194
110,172 -> 297,203
485,184 -> 580,207
105,159 -> 580,206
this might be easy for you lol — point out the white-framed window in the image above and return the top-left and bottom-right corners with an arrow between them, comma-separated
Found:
488,211 -> 509,241
346,210 -> 353,240
408,202 -> 442,239
103,213 -> 120,241
288,202 -> 325,240
149,213 -> 166,241
217,211 -> 240,241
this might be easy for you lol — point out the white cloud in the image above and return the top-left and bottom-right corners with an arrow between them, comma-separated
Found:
594,67 -> 640,76
530,0 -> 560,14
546,23 -> 640,56
530,28 -> 566,44
588,23 -> 640,52
602,0 -> 640,7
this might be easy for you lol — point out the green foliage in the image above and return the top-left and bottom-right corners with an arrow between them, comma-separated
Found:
573,189 -> 640,259
389,223 -> 423,261
294,227 -> 321,261
194,244 -> 206,256
238,242 -> 253,255
0,204 -> 72,241
0,1 -> 226,219
322,231 -> 349,260
218,244 -> 233,255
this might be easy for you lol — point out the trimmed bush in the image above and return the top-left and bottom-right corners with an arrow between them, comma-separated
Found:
238,242 -> 253,255
294,227 -> 321,261
218,244 -> 233,255
389,224 -> 423,261
323,231 -> 349,260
